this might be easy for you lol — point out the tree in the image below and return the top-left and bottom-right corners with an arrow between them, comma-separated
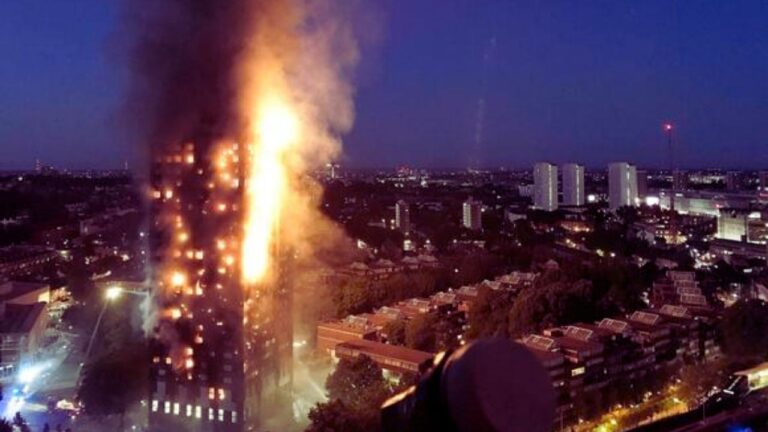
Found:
405,313 -> 438,352
720,300 -> 768,362
325,355 -> 390,416
78,342 -> 148,424
508,279 -> 594,337
306,399 -> 365,432
677,361 -> 728,404
98,306 -> 135,356
466,285 -> 514,339
319,355 -> 392,432
383,319 -> 406,345
335,277 -> 371,317
0,419 -> 11,432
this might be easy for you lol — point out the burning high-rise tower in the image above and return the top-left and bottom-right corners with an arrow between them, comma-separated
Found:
126,0 -> 360,430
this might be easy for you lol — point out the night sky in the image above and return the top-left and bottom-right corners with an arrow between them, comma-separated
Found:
1,0 -> 767,170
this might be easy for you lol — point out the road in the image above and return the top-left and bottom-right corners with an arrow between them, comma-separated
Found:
0,330 -> 86,430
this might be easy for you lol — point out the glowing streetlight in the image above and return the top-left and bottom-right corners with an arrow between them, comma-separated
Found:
105,286 -> 123,301
79,284 -> 147,387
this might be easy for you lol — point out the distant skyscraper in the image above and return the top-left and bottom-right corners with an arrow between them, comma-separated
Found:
726,171 -> 741,191
561,164 -> 584,206
462,197 -> 482,230
636,170 -> 649,198
760,171 -> 768,192
608,162 -> 638,210
326,162 -> 339,180
533,162 -> 558,211
395,200 -> 410,234
35,159 -> 41,173
673,169 -> 687,191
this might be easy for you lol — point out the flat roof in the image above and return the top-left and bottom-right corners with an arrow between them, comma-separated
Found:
525,346 -> 565,366
336,339 -> 434,365
554,336 -> 603,355
0,281 -> 49,303
317,320 -> 375,336
360,313 -> 396,327
0,302 -> 46,334
572,323 -> 618,339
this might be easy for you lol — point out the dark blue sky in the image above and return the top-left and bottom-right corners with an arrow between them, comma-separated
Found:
1,1 -> 767,170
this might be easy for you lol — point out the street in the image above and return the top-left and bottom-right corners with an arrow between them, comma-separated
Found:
1,328 -> 85,430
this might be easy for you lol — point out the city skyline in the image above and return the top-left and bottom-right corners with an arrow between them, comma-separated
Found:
2,1 -> 768,170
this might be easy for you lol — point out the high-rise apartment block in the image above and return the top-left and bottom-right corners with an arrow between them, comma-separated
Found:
608,162 -> 638,210
395,200 -> 410,234
561,163 -> 585,206
533,162 -> 558,211
148,142 -> 291,431
462,197 -> 482,230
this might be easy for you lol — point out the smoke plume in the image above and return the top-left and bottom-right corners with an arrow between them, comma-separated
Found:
121,0 -> 360,358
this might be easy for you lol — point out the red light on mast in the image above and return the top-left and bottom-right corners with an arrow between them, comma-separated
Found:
663,123 -> 673,132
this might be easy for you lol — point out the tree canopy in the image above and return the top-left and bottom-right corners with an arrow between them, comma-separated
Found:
720,300 -> 768,363
310,355 -> 393,432
78,342 -> 148,419
405,313 -> 438,352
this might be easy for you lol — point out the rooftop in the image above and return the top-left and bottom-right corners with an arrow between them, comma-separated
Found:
336,339 -> 434,366
0,302 -> 46,334
0,281 -> 49,304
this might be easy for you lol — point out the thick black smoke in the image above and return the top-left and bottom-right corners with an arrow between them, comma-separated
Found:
121,0 -> 258,154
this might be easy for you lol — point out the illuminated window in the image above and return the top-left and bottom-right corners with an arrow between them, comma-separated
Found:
151,400 -> 158,413
571,367 -> 586,377
218,409 -> 224,422
164,401 -> 171,414
186,404 -> 192,417
209,408 -> 214,421
195,405 -> 202,419
232,411 -> 237,423
173,402 -> 180,415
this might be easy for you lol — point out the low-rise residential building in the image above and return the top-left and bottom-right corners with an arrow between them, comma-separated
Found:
334,339 -> 434,375
316,316 -> 379,354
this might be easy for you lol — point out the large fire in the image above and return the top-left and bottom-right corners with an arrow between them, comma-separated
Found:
242,98 -> 299,284
137,0 -> 359,426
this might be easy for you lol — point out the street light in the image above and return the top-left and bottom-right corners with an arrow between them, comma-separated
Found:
105,286 -> 122,301
77,285 -> 146,388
